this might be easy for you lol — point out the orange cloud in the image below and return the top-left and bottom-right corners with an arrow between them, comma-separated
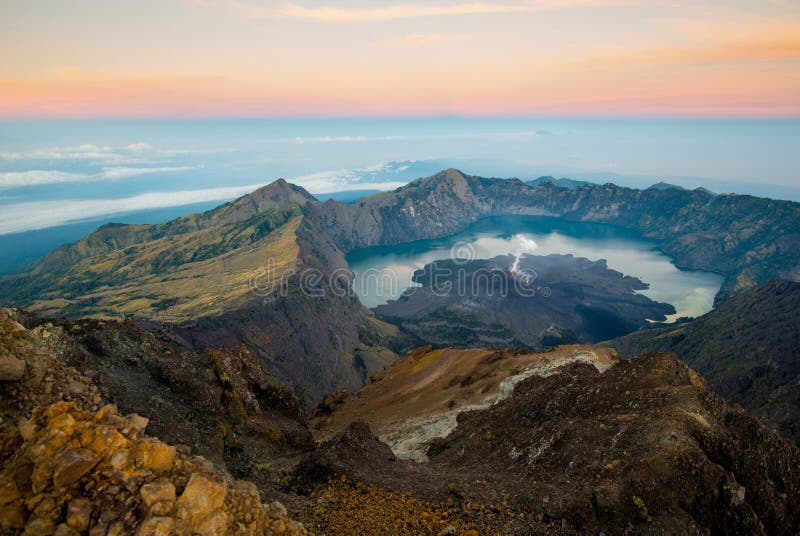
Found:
2,65 -> 797,118
586,38 -> 800,67
580,19 -> 800,67
191,0 -> 635,22
376,33 -> 466,47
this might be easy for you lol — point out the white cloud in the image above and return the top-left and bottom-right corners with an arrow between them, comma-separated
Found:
0,142 -> 198,164
0,166 -> 194,188
97,166 -> 194,180
293,135 -> 369,144
0,170 -> 85,188
0,144 -> 115,161
194,0 -> 632,22
290,131 -> 538,144
292,162 -> 410,193
126,142 -> 153,152
0,183 -> 265,235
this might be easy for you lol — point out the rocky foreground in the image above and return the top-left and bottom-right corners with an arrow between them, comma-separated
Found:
0,402 -> 307,535
0,309 -> 307,535
2,305 -> 800,534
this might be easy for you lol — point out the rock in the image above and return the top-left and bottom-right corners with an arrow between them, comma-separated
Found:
66,498 -> 92,532
263,500 -> 288,518
0,503 -> 26,532
134,439 -> 175,474
194,509 -> 231,535
175,474 -> 226,524
23,515 -> 57,535
94,404 -> 118,422
53,448 -> 99,487
127,414 -> 149,435
0,355 -> 25,381
140,479 -> 176,506
1,402 -> 307,536
135,516 -> 174,536
0,480 -> 20,505
53,523 -> 81,536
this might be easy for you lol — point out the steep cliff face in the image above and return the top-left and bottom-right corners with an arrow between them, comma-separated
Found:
304,169 -> 549,251
601,279 -> 800,444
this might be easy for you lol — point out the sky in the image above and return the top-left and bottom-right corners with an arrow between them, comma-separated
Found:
2,0 -> 800,117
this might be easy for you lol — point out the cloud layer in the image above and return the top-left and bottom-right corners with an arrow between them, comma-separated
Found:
0,183 -> 264,234
0,166 -> 194,188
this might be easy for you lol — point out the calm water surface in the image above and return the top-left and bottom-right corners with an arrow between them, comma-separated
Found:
347,216 -> 724,321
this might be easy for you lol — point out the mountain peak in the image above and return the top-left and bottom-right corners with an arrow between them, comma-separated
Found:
648,181 -> 687,191
442,167 -> 467,178
400,168 -> 470,192
428,168 -> 469,186
238,178 -> 316,207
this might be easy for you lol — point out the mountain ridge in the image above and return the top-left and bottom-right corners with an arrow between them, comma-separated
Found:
15,169 -> 800,305
2,168 -> 799,403
601,278 -> 800,444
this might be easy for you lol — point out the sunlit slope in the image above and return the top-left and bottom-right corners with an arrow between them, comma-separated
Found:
29,178 -> 315,275
20,207 -> 302,321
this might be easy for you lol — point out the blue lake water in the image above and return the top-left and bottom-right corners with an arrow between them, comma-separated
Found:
347,216 -> 724,321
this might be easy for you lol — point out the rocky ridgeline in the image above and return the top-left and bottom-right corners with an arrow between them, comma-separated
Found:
0,401 -> 307,535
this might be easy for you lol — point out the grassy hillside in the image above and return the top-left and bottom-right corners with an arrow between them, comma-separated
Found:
6,207 -> 303,321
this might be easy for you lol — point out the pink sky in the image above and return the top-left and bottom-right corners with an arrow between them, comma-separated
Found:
2,0 -> 799,117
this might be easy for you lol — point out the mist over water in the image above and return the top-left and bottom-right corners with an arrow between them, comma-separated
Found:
347,216 -> 724,321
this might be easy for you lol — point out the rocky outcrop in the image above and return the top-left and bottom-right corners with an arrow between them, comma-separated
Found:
1,307 -> 314,484
308,347 -> 800,534
0,309 -> 103,427
309,345 -> 618,462
0,401 -> 307,535
601,278 -> 800,444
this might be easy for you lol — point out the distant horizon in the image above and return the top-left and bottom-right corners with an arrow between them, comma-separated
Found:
3,115 -> 800,121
